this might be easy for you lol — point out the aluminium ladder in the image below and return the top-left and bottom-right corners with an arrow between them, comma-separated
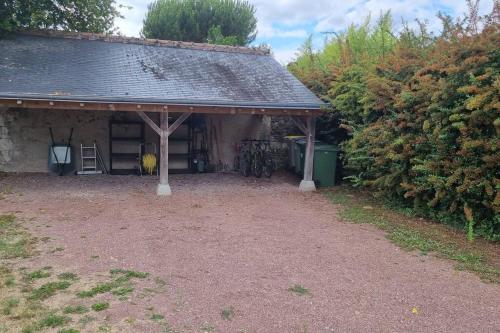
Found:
77,142 -> 108,175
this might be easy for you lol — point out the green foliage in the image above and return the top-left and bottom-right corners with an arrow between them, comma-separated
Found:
141,0 -> 256,46
77,269 -> 148,298
150,313 -> 164,321
290,4 -> 500,240
2,297 -> 19,315
38,313 -> 70,328
287,284 -> 309,295
58,329 -> 80,333
26,268 -> 51,280
30,281 -> 72,300
58,272 -> 78,281
91,302 -> 109,312
0,214 -> 37,259
63,305 -> 88,314
0,0 -> 123,36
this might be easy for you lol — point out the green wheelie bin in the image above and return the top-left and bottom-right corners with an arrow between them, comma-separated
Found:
298,143 -> 339,187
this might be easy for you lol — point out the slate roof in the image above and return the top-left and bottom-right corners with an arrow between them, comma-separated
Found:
0,32 -> 323,110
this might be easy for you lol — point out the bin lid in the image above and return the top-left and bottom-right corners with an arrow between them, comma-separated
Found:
315,144 -> 339,152
284,135 -> 305,140
297,139 -> 323,146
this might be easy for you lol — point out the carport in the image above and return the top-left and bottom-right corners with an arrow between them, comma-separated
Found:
0,31 -> 323,195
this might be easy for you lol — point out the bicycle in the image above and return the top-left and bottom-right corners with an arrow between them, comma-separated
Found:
239,140 -> 274,178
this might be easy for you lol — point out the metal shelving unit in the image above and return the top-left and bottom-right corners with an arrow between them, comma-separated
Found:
109,121 -> 144,175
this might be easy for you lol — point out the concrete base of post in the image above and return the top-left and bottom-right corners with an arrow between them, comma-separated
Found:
156,183 -> 172,196
299,180 -> 316,192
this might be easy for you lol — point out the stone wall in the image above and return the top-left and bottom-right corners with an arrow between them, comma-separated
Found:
0,108 -> 269,173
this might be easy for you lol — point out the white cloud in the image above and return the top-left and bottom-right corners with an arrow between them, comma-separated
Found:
272,47 -> 301,64
115,1 -> 148,37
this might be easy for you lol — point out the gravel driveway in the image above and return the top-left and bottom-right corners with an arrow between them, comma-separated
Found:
1,173 -> 499,332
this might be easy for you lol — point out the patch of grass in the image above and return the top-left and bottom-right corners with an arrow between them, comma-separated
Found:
58,328 -> 80,333
58,272 -> 78,281
154,277 -> 167,287
0,214 -> 37,259
63,305 -> 88,314
77,281 -> 115,298
151,313 -> 164,321
38,313 -> 70,328
220,306 -> 235,321
2,297 -> 20,315
112,286 -> 134,297
324,191 -> 351,205
91,302 -> 109,312
110,269 -> 149,279
78,315 -> 96,326
4,274 -> 15,287
30,281 -> 71,300
26,268 -> 51,280
288,284 -> 309,296
324,188 -> 500,284
79,269 -> 148,298
98,325 -> 112,332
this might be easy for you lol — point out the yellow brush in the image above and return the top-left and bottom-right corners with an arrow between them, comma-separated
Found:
142,153 -> 157,175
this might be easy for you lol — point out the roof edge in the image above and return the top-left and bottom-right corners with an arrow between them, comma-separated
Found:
16,30 -> 271,56
0,94 -> 324,110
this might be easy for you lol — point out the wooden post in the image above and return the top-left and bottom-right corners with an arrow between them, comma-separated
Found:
157,111 -> 171,196
299,116 -> 316,192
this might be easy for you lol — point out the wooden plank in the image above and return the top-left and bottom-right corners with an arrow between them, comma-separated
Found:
290,116 -> 308,135
136,111 -> 161,136
167,112 -> 192,136
159,112 -> 169,185
303,116 -> 316,182
0,98 -> 323,116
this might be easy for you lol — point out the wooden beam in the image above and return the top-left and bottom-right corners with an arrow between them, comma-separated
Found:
136,111 -> 161,136
290,116 -> 308,135
303,116 -> 316,182
157,111 -> 171,196
0,98 -> 323,116
167,112 -> 192,136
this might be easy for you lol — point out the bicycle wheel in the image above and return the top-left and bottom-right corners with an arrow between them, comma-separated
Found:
263,159 -> 273,178
253,152 -> 263,178
240,154 -> 251,177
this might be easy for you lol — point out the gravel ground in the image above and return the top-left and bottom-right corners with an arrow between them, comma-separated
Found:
1,173 -> 499,333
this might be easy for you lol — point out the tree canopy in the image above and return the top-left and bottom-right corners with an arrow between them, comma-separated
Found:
141,0 -> 257,46
0,0 -> 123,36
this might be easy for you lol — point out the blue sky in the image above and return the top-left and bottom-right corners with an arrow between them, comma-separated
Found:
116,0 -> 495,63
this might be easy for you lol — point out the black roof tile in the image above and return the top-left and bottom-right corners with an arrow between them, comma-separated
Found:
0,33 -> 323,109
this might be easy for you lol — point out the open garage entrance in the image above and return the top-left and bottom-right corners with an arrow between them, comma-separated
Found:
0,31 -> 323,194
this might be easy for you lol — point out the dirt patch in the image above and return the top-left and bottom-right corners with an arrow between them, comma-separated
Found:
1,172 -> 499,332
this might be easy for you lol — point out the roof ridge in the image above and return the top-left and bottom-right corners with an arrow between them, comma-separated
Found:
17,30 -> 270,56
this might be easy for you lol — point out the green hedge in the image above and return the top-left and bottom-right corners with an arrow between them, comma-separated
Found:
290,9 -> 499,239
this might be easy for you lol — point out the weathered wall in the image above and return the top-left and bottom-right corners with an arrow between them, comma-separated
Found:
205,114 -> 270,171
0,108 -> 269,173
